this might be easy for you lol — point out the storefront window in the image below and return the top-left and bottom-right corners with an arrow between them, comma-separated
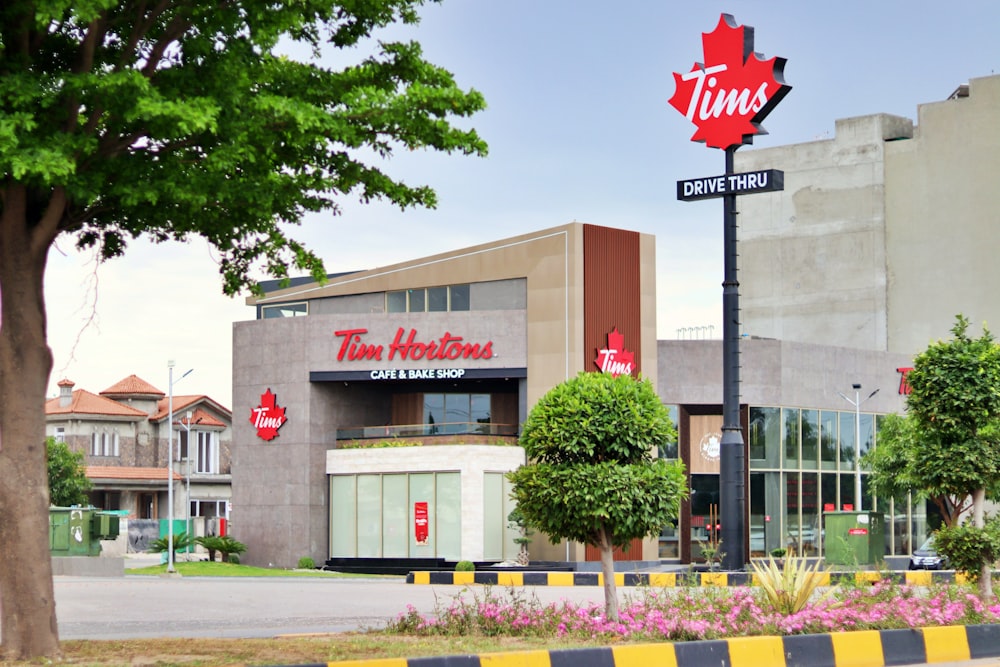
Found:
749,407 -> 780,465
820,411 -> 838,470
386,291 -> 407,312
783,408 -> 800,466
449,284 -> 470,311
408,288 -> 426,312
427,286 -> 448,312
424,393 -> 491,434
801,409 -> 818,469
839,412 -> 857,470
261,302 -> 307,318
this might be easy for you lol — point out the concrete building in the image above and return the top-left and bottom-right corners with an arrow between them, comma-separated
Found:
736,74 -> 1000,352
230,75 -> 1000,570
45,375 -> 233,531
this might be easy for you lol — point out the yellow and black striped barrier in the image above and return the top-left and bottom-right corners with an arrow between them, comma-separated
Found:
264,623 -> 1000,667
405,569 -> 969,587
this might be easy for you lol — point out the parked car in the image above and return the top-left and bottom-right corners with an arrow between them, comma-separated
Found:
909,536 -> 946,570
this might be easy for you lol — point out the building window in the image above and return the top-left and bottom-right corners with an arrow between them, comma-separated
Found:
190,499 -> 227,518
90,431 -> 118,457
423,393 -> 490,434
386,284 -> 472,313
261,302 -> 308,318
54,427 -> 65,443
196,432 -> 218,474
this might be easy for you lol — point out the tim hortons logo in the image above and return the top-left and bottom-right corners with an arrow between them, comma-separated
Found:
594,328 -> 635,377
334,327 -> 494,362
668,13 -> 791,150
250,389 -> 288,441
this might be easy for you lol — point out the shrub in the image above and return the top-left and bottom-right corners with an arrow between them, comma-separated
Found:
769,547 -> 787,558
148,531 -> 195,559
297,556 -> 316,570
750,554 -> 837,614
215,536 -> 247,562
195,535 -> 222,562
455,560 -> 475,572
228,553 -> 240,564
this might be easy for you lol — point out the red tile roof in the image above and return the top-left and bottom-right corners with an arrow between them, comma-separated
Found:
45,389 -> 148,418
100,375 -> 165,398
153,395 -> 232,422
177,407 -> 226,429
87,466 -> 182,481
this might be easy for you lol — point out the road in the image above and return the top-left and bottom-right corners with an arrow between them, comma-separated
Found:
53,574 -> 609,640
44,575 -> 1000,667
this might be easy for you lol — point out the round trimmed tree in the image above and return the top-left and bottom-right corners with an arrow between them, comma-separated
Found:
507,372 -> 687,621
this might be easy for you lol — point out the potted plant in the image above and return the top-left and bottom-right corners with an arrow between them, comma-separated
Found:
700,540 -> 724,571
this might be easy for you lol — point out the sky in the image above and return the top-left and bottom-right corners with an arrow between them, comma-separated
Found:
42,1 -> 1000,410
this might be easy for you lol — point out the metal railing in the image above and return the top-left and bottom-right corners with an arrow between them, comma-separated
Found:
335,422 -> 518,442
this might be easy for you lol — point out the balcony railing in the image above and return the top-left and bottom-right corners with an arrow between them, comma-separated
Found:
335,422 -> 518,446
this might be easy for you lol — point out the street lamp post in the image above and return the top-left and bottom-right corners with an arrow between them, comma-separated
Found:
838,383 -> 879,512
181,410 -> 193,543
167,362 -> 193,575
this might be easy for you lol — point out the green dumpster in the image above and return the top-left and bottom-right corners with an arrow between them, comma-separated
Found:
824,511 -> 886,566
49,506 -> 120,557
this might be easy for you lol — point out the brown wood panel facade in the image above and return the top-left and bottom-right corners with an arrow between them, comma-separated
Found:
582,224 -> 642,376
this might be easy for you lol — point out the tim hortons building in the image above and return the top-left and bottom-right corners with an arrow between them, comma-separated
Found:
232,75 -> 999,570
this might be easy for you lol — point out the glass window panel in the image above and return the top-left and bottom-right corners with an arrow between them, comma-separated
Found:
784,473 -> 800,554
659,405 -> 679,459
386,291 -> 407,312
471,394 -> 490,432
800,473 -> 819,557
483,473 -> 504,560
840,412 -> 857,470
408,289 -> 425,312
859,413 -> 874,459
750,473 -> 765,556
820,411 -> 838,470
435,473 -> 461,560
821,472 -> 837,514
749,406 -> 780,466
443,394 -> 469,434
409,474 -> 435,556
357,475 -> 382,557
382,475 -> 408,558
427,286 -> 448,312
329,476 -> 357,557
262,302 -> 307,318
801,410 -> 818,469
690,474 -> 721,560
424,394 -> 444,433
449,284 -> 470,311
783,409 -> 800,466
840,472 -> 857,511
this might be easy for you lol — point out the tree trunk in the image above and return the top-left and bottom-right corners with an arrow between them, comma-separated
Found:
597,525 -> 619,623
972,488 -> 993,601
0,185 -> 62,659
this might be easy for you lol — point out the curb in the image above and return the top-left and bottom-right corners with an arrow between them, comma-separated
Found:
404,570 -> 966,587
262,623 -> 1000,667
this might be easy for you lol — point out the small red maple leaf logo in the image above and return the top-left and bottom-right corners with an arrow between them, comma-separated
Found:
249,389 -> 288,441
595,327 -> 635,377
668,14 -> 791,150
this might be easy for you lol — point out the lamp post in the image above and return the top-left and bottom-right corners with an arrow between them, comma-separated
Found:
838,383 -> 879,512
181,410 -> 193,542
167,361 -> 193,575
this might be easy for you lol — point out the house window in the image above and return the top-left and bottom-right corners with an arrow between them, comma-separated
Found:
196,432 -> 218,473
54,427 -> 65,443
90,432 -> 119,457
190,499 -> 227,518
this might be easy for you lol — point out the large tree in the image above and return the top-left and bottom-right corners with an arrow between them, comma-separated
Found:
507,372 -> 688,622
864,315 -> 1000,598
0,1 -> 485,659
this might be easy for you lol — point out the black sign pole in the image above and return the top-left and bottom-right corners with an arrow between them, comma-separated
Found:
720,145 -> 746,572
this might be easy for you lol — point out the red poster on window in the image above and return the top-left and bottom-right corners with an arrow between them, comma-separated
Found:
414,502 -> 429,545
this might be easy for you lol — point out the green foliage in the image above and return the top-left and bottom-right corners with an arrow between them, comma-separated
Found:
148,531 -> 195,557
749,555 -> 838,614
45,437 -> 92,507
769,548 -> 787,559
454,560 -> 475,572
342,439 -> 424,449
297,556 -> 316,570
863,316 -> 1000,526
508,373 -> 687,549
195,535 -> 222,562
934,518 -> 1000,582
0,0 -> 488,295
217,536 -> 248,562
228,554 -> 241,565
507,507 -> 534,547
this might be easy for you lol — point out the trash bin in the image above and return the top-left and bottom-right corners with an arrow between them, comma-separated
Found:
50,506 -> 121,557
824,511 -> 886,566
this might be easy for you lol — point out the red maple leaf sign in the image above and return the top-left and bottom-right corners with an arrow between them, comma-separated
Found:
594,327 -> 635,377
249,388 -> 288,441
668,13 -> 790,150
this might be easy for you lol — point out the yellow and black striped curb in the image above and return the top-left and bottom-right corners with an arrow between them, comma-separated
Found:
264,623 -> 1000,667
405,570 -> 968,587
